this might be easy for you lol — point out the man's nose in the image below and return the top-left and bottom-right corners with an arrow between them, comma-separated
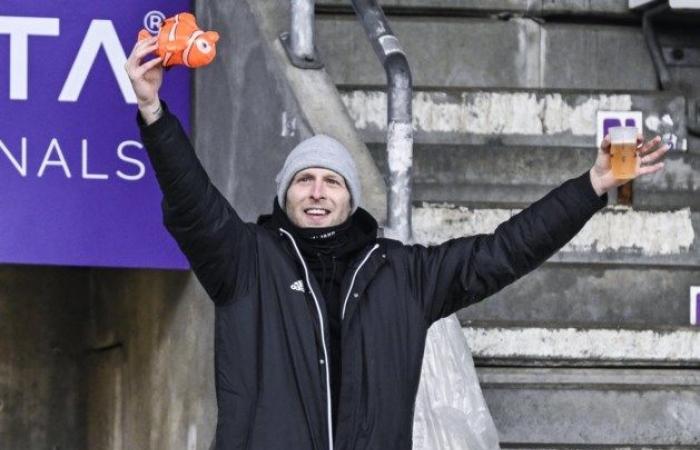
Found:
310,180 -> 325,199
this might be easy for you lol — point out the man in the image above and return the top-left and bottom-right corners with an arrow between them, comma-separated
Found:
126,37 -> 667,449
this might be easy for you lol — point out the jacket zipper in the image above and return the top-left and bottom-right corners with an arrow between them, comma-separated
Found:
279,228 -> 335,450
341,244 -> 380,320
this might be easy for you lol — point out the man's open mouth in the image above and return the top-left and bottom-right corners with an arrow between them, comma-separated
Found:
304,208 -> 330,216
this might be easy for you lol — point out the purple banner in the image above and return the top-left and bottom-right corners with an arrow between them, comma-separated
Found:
1,1 -> 191,269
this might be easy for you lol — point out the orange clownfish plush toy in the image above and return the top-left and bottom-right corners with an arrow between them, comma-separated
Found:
138,12 -> 219,68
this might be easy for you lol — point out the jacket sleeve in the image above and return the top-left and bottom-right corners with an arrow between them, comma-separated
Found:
139,102 -> 254,304
415,171 -> 607,325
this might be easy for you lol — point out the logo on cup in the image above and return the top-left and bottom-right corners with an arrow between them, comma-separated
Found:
603,118 -> 638,140
143,10 -> 165,35
596,111 -> 643,150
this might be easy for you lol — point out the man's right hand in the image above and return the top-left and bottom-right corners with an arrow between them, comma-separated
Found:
125,36 -> 163,125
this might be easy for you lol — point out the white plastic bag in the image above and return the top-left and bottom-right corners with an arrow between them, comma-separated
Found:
412,314 -> 501,450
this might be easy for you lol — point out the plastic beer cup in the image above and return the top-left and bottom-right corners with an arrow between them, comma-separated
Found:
609,126 -> 638,180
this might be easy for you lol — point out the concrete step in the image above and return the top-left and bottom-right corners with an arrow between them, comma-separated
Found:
315,14 -> 657,90
462,324 -> 700,365
478,366 -> 700,447
412,203 -> 698,325
342,88 -> 687,150
500,444 -> 699,449
317,0 -> 634,17
460,325 -> 700,446
367,143 -> 700,210
413,202 -> 698,324
413,203 -> 698,266
310,3 -> 700,447
346,87 -> 694,210
456,263 -> 697,326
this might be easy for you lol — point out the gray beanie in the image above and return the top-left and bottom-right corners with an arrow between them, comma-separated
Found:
276,134 -> 362,212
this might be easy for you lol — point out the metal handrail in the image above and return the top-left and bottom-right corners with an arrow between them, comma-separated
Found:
291,0 -> 315,61
351,0 -> 414,242
641,2 -> 700,136
642,2 -> 671,90
281,0 -> 323,69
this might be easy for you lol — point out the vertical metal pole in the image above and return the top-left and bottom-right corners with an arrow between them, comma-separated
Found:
290,0 -> 316,61
281,0 -> 323,69
351,0 -> 414,242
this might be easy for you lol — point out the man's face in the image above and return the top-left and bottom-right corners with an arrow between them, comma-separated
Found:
285,167 -> 352,228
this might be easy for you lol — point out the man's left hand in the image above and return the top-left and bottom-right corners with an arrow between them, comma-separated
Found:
589,133 -> 669,197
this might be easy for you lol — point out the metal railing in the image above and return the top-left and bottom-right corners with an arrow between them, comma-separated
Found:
282,0 -> 414,241
351,0 -> 414,242
281,0 -> 323,69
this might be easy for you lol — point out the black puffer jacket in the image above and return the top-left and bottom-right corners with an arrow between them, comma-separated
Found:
139,105 -> 607,450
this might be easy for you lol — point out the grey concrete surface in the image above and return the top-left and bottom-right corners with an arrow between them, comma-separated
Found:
456,264 -> 698,326
193,0 -> 386,223
316,16 -> 657,89
478,367 -> 700,446
0,266 -> 217,450
343,89 -> 687,149
0,266 -> 89,450
85,269 -> 216,450
369,143 -> 700,209
318,0 -> 633,16
369,143 -> 594,207
413,201 -> 699,267
464,326 -> 700,366
193,0 -> 308,222
635,151 -> 700,207
86,346 -> 124,450
478,367 -> 700,385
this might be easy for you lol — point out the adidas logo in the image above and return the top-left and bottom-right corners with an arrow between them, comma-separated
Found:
290,280 -> 305,293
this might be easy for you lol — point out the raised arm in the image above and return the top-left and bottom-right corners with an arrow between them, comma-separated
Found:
417,136 -> 668,324
125,38 -> 254,304
125,36 -> 164,125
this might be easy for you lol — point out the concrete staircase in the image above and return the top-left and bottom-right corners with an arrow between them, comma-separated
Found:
315,0 -> 700,447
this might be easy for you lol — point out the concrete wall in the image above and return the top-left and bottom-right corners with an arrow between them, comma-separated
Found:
193,0 -> 385,223
0,266 -> 89,450
83,269 -> 215,450
0,266 -> 217,450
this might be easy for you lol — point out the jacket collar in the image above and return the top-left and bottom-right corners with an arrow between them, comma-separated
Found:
259,197 -> 378,259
